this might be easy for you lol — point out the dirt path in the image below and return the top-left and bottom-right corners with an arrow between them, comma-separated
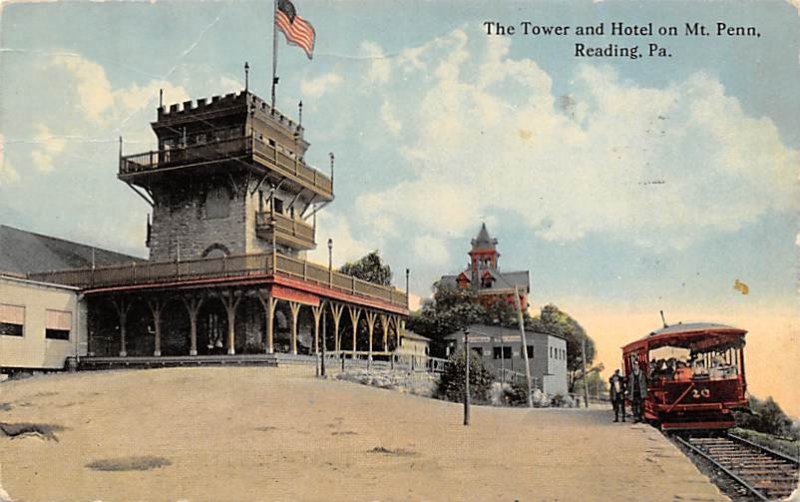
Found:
0,367 -> 727,501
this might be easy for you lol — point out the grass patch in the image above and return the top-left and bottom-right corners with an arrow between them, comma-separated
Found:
0,422 -> 64,441
730,427 -> 800,460
331,431 -> 358,436
254,426 -> 278,432
86,456 -> 171,472
0,403 -> 11,412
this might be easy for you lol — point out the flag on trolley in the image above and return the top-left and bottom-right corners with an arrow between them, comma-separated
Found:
276,0 -> 316,60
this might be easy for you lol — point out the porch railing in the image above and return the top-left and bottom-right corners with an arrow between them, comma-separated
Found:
28,252 -> 408,308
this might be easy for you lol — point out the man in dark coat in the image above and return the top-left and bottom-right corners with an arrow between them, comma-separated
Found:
609,369 -> 626,422
628,360 -> 648,423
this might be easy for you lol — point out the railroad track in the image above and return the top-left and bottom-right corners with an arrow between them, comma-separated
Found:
676,433 -> 799,500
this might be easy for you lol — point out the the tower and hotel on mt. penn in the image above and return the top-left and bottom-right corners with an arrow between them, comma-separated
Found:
2,88 -> 410,370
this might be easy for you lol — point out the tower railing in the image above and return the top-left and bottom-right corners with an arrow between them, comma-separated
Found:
28,252 -> 407,309
118,135 -> 333,198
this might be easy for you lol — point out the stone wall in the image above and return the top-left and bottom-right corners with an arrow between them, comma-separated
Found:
149,178 -> 248,262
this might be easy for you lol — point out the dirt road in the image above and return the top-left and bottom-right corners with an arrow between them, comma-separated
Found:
0,367 -> 727,501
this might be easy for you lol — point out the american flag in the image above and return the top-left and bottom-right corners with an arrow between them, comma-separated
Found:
276,0 -> 316,60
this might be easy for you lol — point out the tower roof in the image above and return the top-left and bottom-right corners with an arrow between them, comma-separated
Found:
470,223 -> 497,251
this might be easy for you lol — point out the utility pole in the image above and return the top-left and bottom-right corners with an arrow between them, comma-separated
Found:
581,337 -> 589,408
463,327 -> 471,426
513,286 -> 534,408
321,312 -> 326,377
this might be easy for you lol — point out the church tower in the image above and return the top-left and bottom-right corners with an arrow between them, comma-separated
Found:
118,90 -> 333,262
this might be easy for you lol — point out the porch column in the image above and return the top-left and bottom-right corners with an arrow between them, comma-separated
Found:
111,298 -> 131,358
365,311 -> 377,367
330,303 -> 343,352
347,306 -> 362,356
289,301 -> 301,355
182,295 -> 204,356
380,314 -> 389,352
312,304 -> 323,354
147,299 -> 163,357
221,290 -> 242,355
258,290 -> 278,354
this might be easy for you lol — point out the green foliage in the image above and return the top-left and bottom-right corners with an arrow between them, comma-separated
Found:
339,250 -> 392,286
735,395 -> 800,439
407,281 -> 529,356
436,349 -> 494,404
527,304 -> 596,391
729,427 -> 800,459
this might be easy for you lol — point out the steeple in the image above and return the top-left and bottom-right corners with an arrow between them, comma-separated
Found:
470,222 -> 497,251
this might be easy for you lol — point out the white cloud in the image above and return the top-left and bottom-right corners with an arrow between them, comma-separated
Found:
30,125 -> 67,172
50,53 -> 189,126
356,29 -> 800,250
0,135 -> 18,186
360,41 -> 391,85
307,211 -> 373,267
413,235 -> 450,266
300,72 -> 343,100
380,101 -> 402,136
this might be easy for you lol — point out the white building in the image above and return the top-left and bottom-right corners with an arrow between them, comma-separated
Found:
1,274 -> 87,371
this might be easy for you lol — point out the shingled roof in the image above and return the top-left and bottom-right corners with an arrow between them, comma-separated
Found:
470,223 -> 497,251
0,225 -> 145,275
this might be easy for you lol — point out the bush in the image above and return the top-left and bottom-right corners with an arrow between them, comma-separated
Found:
436,350 -> 494,404
734,396 -> 799,439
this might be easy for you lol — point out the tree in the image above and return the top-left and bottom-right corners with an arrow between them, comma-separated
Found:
735,396 -> 799,439
527,304 -> 597,392
436,349 -> 494,404
407,282 -> 487,356
339,250 -> 392,286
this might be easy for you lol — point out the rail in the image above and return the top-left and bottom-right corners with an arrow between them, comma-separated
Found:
255,211 -> 315,245
119,135 -> 333,196
28,252 -> 408,308
676,434 -> 799,501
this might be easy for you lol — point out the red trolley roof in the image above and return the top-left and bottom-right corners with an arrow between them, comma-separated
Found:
622,322 -> 747,354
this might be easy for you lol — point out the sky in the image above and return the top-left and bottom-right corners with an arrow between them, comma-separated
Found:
0,1 -> 798,413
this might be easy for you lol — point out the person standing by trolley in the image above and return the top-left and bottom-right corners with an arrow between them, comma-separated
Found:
609,369 -> 626,422
628,359 -> 647,423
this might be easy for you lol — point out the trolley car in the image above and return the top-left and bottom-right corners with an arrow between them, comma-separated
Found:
621,322 -> 749,431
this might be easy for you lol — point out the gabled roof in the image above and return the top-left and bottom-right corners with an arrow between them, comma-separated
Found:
0,225 -> 145,275
485,269 -> 530,291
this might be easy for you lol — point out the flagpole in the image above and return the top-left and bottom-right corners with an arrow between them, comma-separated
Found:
271,0 -> 278,110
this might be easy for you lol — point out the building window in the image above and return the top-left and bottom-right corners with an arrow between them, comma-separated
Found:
273,198 -> 284,214
493,346 -> 512,359
0,304 -> 25,337
550,347 -> 554,358
205,186 -> 231,219
527,345 -> 534,358
45,309 -> 72,340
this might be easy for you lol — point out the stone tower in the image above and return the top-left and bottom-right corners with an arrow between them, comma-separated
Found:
118,91 -> 333,262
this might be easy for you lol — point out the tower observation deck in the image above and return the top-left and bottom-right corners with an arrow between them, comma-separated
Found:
119,90 -> 332,262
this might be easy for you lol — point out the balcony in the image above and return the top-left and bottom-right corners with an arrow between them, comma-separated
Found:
119,136 -> 333,200
255,211 -> 315,250
27,253 -> 408,310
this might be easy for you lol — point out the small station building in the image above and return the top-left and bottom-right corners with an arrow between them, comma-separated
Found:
444,324 -> 568,396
